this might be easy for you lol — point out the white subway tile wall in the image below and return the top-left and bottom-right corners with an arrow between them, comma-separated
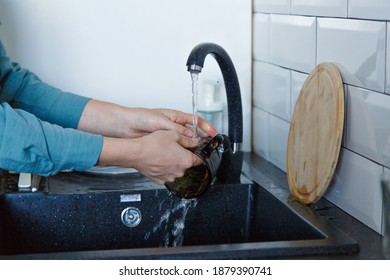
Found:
387,23 -> 390,94
324,148 -> 383,232
253,61 -> 291,121
384,167 -> 390,235
253,0 -> 291,14
342,84 -> 349,148
290,71 -> 308,119
270,14 -> 316,73
268,115 -> 290,172
317,18 -> 386,93
346,86 -> 390,168
253,13 -> 270,62
253,0 -> 390,233
292,0 -> 347,18
349,0 -> 390,21
253,108 -> 269,160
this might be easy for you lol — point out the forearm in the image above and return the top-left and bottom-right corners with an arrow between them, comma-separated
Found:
96,137 -> 140,167
77,99 -> 135,138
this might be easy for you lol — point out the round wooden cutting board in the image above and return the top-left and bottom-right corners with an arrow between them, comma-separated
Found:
287,63 -> 344,204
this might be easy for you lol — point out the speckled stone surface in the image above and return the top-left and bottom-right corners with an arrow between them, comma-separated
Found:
0,155 -> 371,259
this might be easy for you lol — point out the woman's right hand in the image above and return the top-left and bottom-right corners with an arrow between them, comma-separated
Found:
97,130 -> 203,185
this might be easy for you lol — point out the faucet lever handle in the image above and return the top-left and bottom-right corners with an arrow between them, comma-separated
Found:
18,173 -> 31,189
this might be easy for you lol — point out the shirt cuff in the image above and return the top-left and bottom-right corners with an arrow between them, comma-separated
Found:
0,104 -> 103,175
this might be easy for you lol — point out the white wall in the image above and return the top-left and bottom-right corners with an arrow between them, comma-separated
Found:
0,0 -> 252,150
253,0 -> 390,233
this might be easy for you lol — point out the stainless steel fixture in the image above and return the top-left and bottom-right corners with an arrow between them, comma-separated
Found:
121,207 -> 142,228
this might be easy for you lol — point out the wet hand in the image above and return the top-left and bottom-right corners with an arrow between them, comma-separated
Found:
132,130 -> 203,184
78,101 -> 218,139
97,130 -> 204,185
123,108 -> 218,138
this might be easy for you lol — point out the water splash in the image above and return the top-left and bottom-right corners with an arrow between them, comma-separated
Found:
144,197 -> 198,247
191,72 -> 199,139
171,198 -> 198,247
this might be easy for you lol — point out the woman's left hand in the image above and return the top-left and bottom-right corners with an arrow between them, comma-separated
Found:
78,100 -> 218,139
125,108 -> 218,138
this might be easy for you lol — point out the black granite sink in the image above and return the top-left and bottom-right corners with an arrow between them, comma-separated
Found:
0,172 -> 358,259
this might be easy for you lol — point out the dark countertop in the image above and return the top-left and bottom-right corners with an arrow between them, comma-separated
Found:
0,153 -> 385,260
242,152 -> 385,259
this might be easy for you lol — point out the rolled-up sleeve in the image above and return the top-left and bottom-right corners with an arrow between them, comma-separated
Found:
0,103 -> 103,175
0,40 -> 103,174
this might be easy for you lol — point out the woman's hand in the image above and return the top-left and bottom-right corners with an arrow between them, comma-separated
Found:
78,100 -> 218,138
125,108 -> 218,138
78,99 -> 219,184
97,130 -> 203,184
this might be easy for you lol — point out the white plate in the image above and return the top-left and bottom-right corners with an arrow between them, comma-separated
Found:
83,166 -> 139,175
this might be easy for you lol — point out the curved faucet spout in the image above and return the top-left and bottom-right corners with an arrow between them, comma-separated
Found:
186,43 -> 243,152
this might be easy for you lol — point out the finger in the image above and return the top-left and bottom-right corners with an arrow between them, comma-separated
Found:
168,110 -> 194,126
172,122 -> 194,137
177,137 -> 203,166
162,110 -> 218,137
177,134 -> 199,148
197,116 -> 219,137
175,114 -> 218,137
154,110 -> 193,136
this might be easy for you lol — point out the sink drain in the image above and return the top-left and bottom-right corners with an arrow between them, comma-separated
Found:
121,207 -> 142,227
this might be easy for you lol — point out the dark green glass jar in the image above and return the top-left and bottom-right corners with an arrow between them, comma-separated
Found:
165,134 -> 225,198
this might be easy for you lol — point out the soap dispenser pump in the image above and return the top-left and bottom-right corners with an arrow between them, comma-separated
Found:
198,78 -> 224,133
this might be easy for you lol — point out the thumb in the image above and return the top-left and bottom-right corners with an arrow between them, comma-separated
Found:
177,136 -> 204,166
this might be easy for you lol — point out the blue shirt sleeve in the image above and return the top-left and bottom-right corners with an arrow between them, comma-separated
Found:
0,40 -> 103,175
0,103 -> 103,175
0,40 -> 88,128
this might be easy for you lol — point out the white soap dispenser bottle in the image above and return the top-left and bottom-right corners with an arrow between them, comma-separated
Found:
198,78 -> 224,133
